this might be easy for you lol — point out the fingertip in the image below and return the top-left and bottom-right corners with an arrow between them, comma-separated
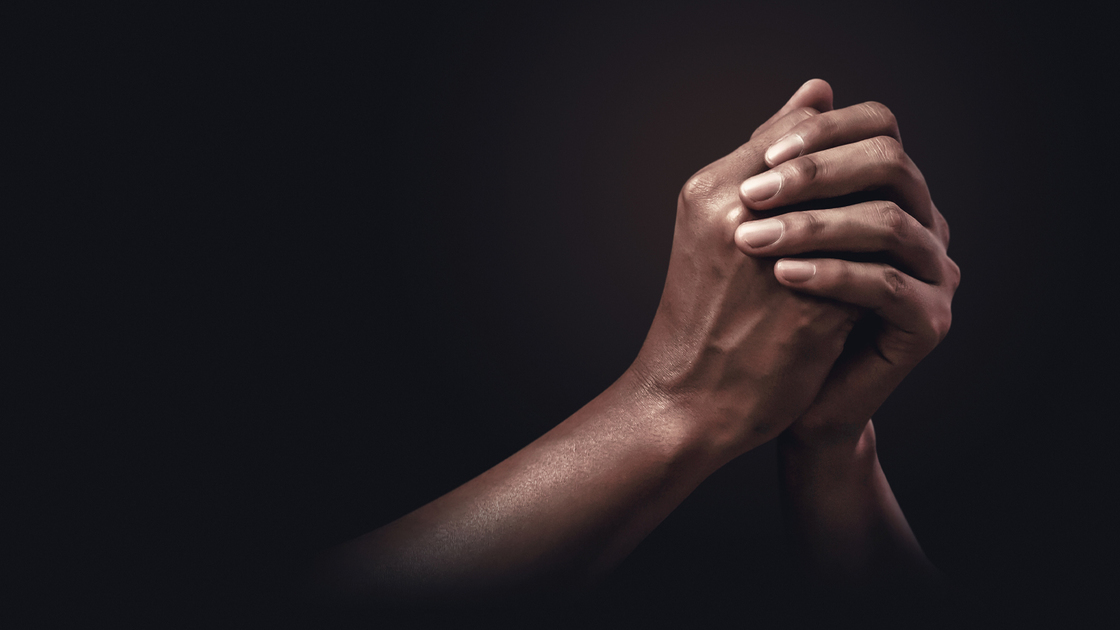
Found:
739,171 -> 783,206
733,223 -> 752,254
800,78 -> 834,111
764,133 -> 805,167
802,78 -> 832,93
775,259 -> 817,283
736,218 -> 785,250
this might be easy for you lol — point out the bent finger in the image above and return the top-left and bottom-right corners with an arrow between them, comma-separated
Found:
764,101 -> 902,167
772,258 -> 951,344
715,106 -> 820,188
739,136 -> 935,227
734,201 -> 946,283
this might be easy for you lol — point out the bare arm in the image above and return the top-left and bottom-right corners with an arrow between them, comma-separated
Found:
777,421 -> 938,586
314,371 -> 742,603
311,80 -> 852,603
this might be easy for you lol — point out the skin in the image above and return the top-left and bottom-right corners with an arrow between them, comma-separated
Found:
310,79 -> 958,604
734,83 -> 959,587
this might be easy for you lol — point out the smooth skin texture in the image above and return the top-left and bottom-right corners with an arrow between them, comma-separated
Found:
735,82 -> 959,586
310,79 -> 956,603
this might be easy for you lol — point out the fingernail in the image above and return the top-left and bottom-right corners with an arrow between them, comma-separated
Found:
765,134 -> 804,165
775,260 -> 816,282
740,171 -> 783,202
737,219 -> 784,248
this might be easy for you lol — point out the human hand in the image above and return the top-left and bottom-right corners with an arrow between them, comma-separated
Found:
629,80 -> 859,460
733,93 -> 960,444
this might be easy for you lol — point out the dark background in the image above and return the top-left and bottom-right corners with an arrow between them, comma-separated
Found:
13,1 -> 1115,627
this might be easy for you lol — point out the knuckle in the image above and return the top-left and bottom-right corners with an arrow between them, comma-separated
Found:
872,201 -> 910,245
834,261 -> 856,289
867,135 -> 906,172
792,210 -> 826,239
945,257 -> 962,291
680,169 -> 721,206
861,101 -> 899,137
930,305 -> 953,342
786,153 -> 821,184
805,111 -> 838,143
881,267 -> 907,302
935,210 -> 952,246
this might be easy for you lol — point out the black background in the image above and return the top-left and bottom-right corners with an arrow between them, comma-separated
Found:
13,1 -> 1115,627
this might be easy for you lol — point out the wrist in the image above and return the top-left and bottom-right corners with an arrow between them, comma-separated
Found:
619,361 -> 782,468
778,417 -> 875,500
783,401 -> 876,448
778,418 -> 877,469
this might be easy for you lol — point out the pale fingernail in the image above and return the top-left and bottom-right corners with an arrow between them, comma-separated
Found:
775,260 -> 816,282
737,219 -> 784,248
740,171 -> 783,202
765,134 -> 804,165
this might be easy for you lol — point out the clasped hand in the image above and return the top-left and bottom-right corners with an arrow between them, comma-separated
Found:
315,79 -> 958,603
632,78 -> 959,456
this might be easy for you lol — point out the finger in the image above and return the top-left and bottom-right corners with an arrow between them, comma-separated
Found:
734,201 -> 946,283
752,79 -> 834,139
763,101 -> 901,167
797,342 -> 911,432
771,258 -> 951,346
683,82 -> 832,210
738,136 -> 935,227
929,201 -> 951,249
702,106 -> 821,193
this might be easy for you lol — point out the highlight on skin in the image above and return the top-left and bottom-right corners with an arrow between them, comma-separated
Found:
310,79 -> 956,606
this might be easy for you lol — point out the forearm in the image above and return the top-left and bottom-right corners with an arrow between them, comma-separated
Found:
312,368 -> 738,603
777,420 -> 938,588
308,81 -> 894,605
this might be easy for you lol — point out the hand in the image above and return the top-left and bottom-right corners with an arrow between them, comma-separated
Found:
313,81 -> 948,602
315,83 -> 874,601
734,94 -> 960,443
629,79 -> 859,459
